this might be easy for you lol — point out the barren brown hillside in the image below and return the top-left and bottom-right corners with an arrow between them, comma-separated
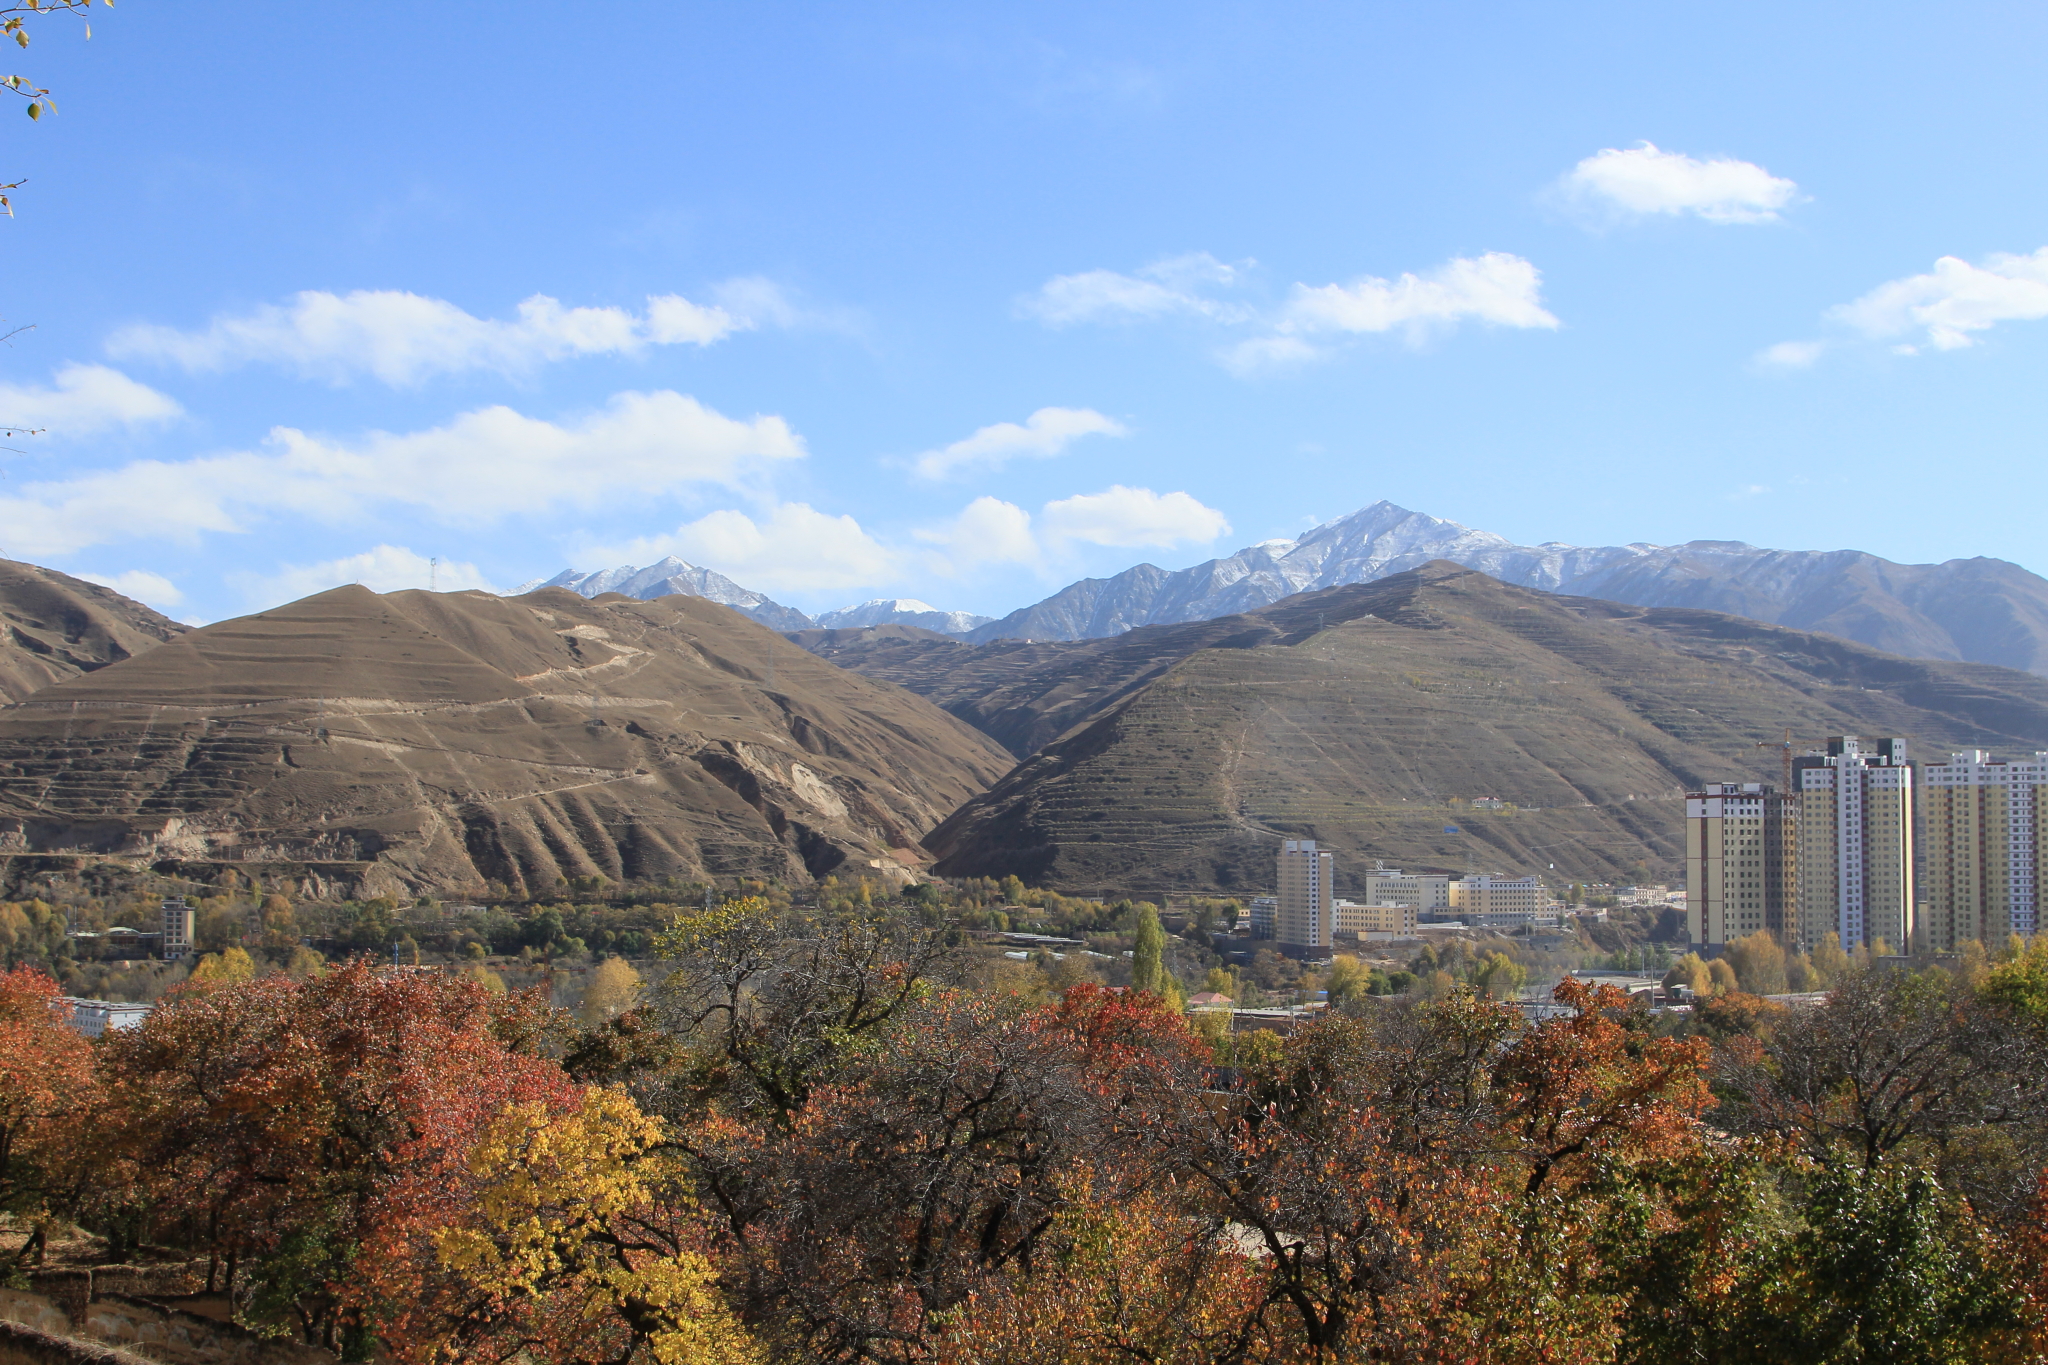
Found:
809,563 -> 2048,896
0,586 -> 1014,897
0,559 -> 188,703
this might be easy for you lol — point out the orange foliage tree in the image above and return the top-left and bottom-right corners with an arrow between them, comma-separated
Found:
97,960 -> 578,1355
0,966 -> 100,1262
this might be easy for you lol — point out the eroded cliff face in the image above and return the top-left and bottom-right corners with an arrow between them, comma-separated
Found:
0,586 -> 1014,897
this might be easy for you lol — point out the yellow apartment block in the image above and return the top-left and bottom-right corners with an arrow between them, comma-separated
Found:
1448,874 -> 1543,918
1795,737 -> 1913,952
1918,750 -> 2048,951
1684,783 -> 1795,948
1278,838 -> 1333,955
1333,899 -> 1418,936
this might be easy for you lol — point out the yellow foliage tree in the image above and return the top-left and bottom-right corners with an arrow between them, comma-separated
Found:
189,946 -> 255,986
397,1088 -> 758,1364
579,956 -> 643,1025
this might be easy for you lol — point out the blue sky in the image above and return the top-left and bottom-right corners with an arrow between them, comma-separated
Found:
4,1 -> 2047,624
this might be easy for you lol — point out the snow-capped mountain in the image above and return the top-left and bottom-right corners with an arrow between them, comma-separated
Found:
516,557 -> 814,631
814,598 -> 994,635
964,501 -> 2048,675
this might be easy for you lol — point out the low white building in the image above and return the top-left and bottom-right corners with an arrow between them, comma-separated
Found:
59,997 -> 151,1038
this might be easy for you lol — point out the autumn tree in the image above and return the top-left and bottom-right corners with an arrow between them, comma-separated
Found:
0,967 -> 100,1262
97,961 -> 578,1355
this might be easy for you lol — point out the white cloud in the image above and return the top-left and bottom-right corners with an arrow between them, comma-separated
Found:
909,406 -> 1127,480
1041,486 -> 1230,549
0,364 -> 181,436
592,503 -> 897,594
107,288 -> 758,385
1281,252 -> 1559,341
0,390 -> 805,559
1828,247 -> 2048,351
914,486 -> 1229,576
234,545 -> 496,607
78,569 -> 183,609
1027,250 -> 1558,369
914,496 -> 1041,574
1755,339 -> 1827,369
1558,142 -> 1799,225
1019,252 -> 1251,326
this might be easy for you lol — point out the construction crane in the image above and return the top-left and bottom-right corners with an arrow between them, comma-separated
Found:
1755,727 -> 1823,792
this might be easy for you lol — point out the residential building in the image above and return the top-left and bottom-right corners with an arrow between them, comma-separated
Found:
1248,896 -> 1278,941
1332,899 -> 1419,937
160,898 -> 195,961
1277,839 -> 1333,957
1918,750 -> 2048,951
1684,782 -> 1796,948
59,997 -> 151,1038
1359,867 -> 1451,918
1794,736 -> 1914,952
1448,875 -> 1543,921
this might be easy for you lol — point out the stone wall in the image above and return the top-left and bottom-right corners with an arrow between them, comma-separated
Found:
0,1319 -> 154,1365
0,1279 -> 332,1365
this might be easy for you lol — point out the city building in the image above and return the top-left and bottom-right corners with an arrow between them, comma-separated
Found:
1277,839 -> 1333,957
1359,867 -> 1451,918
1248,896 -> 1278,941
1795,736 -> 1915,952
1918,750 -> 2048,951
1684,782 -> 1796,948
160,898 -> 196,961
59,997 -> 151,1038
1448,875 -> 1543,921
1332,899 -> 1419,937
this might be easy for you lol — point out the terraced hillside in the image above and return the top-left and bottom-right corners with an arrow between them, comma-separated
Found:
0,586 -> 1014,897
809,563 -> 2048,895
0,559 -> 187,703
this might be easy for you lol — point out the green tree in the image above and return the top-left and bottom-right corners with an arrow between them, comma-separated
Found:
1130,903 -> 1165,995
1469,950 -> 1527,1000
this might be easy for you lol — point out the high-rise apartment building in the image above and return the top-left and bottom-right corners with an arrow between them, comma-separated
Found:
160,898 -> 195,961
1918,750 -> 2048,951
1794,737 -> 1914,952
1277,839 -> 1333,957
1684,783 -> 1796,948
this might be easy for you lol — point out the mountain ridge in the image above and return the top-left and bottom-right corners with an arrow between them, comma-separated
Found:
960,501 -> 2048,675
798,562 -> 2048,895
0,559 -> 190,703
0,585 -> 1015,897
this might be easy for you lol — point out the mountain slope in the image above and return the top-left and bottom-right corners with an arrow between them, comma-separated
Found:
0,586 -> 1014,897
964,501 -> 2048,675
521,557 -> 815,631
814,599 -> 993,635
849,563 -> 2048,896
0,559 -> 188,703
